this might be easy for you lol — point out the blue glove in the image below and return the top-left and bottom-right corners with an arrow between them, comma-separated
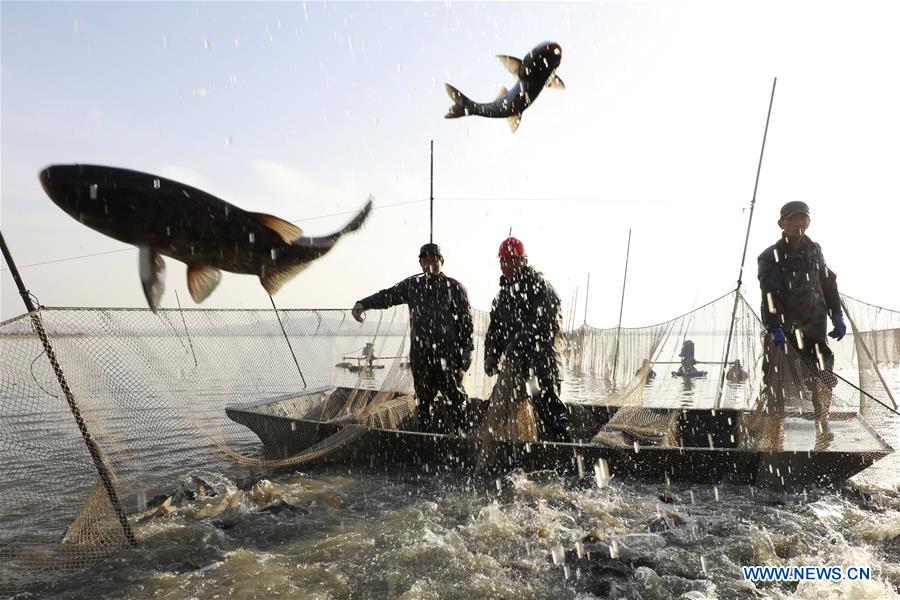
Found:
829,312 -> 846,341
771,327 -> 786,351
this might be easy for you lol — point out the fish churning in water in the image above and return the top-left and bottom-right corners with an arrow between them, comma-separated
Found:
445,41 -> 565,132
39,164 -> 372,311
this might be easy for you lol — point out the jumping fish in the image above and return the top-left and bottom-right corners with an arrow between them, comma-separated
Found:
39,164 -> 373,311
445,41 -> 565,132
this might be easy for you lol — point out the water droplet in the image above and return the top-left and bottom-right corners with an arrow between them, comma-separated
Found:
89,184 -> 98,199
153,179 -> 161,189
550,544 -> 565,565
609,540 -> 619,559
248,233 -> 256,243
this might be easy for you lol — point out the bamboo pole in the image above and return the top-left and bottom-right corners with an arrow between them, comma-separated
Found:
611,229 -> 632,391
714,77 -> 777,409
0,230 -> 136,546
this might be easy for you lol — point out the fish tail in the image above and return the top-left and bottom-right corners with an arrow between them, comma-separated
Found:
338,195 -> 373,235
444,83 -> 472,118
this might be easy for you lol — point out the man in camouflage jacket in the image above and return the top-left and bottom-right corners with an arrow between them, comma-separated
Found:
353,243 -> 474,433
757,201 -> 846,449
485,236 -> 571,442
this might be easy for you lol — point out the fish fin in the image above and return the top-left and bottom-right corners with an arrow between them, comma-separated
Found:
547,74 -> 566,90
187,264 -> 222,303
495,85 -> 509,100
251,212 -> 304,244
138,246 -> 166,312
507,114 -> 521,133
496,55 -> 522,76
260,263 -> 310,296
444,84 -> 471,118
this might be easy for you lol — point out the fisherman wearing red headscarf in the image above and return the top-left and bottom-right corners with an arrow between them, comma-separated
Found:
484,236 -> 571,442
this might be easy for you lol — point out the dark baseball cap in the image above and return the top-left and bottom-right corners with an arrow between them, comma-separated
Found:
419,243 -> 442,258
780,201 -> 811,220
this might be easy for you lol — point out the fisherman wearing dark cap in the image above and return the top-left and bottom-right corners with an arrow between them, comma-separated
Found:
484,236 -> 572,442
352,243 -> 474,434
757,201 -> 845,449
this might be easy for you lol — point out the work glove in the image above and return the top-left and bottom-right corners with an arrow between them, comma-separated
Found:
484,356 -> 497,377
459,351 -> 473,373
828,312 -> 846,341
771,327 -> 786,351
351,301 -> 366,323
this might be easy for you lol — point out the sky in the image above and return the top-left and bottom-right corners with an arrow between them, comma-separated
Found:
2,1 -> 899,326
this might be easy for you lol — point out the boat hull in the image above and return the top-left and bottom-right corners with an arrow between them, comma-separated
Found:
225,388 -> 891,488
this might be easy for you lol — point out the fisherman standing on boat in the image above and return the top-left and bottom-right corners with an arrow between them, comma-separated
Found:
351,243 -> 474,434
484,237 -> 572,442
758,201 -> 845,449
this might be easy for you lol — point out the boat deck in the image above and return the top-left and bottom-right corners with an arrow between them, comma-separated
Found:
225,386 -> 894,488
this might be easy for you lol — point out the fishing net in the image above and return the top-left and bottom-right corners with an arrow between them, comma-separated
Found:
0,304 -> 491,594
567,291 -> 898,462
1,292 -> 896,594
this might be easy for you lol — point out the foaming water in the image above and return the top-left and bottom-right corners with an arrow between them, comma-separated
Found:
15,366 -> 900,598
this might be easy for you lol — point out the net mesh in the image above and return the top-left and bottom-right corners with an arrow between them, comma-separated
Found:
0,293 -> 896,594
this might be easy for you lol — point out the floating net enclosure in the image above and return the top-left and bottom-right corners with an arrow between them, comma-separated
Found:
1,293 -> 896,594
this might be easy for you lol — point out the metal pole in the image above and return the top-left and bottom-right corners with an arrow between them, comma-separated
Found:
583,273 -> 590,326
715,77 -> 777,409
570,286 -> 579,334
0,230 -> 136,546
173,290 -> 198,367
611,228 -> 632,391
268,294 -> 307,388
429,140 -> 434,243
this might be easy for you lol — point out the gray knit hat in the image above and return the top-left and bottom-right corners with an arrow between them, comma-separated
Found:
780,201 -> 811,220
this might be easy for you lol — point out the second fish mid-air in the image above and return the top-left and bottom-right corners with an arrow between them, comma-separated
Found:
39,164 -> 373,311
445,41 -> 565,133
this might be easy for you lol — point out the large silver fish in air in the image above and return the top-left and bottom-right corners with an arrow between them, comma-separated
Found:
445,41 -> 565,133
39,164 -> 373,311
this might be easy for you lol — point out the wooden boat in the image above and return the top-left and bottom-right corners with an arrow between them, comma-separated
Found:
226,386 -> 894,489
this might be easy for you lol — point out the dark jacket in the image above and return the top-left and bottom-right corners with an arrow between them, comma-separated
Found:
757,235 -> 841,342
485,265 -> 564,380
358,273 -> 473,368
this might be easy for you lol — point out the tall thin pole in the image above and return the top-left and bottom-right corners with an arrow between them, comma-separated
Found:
429,139 -> 434,243
0,230 -> 136,546
715,77 -> 777,409
611,228 -> 632,391
570,286 -> 579,333
583,273 -> 590,326
268,294 -> 307,389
